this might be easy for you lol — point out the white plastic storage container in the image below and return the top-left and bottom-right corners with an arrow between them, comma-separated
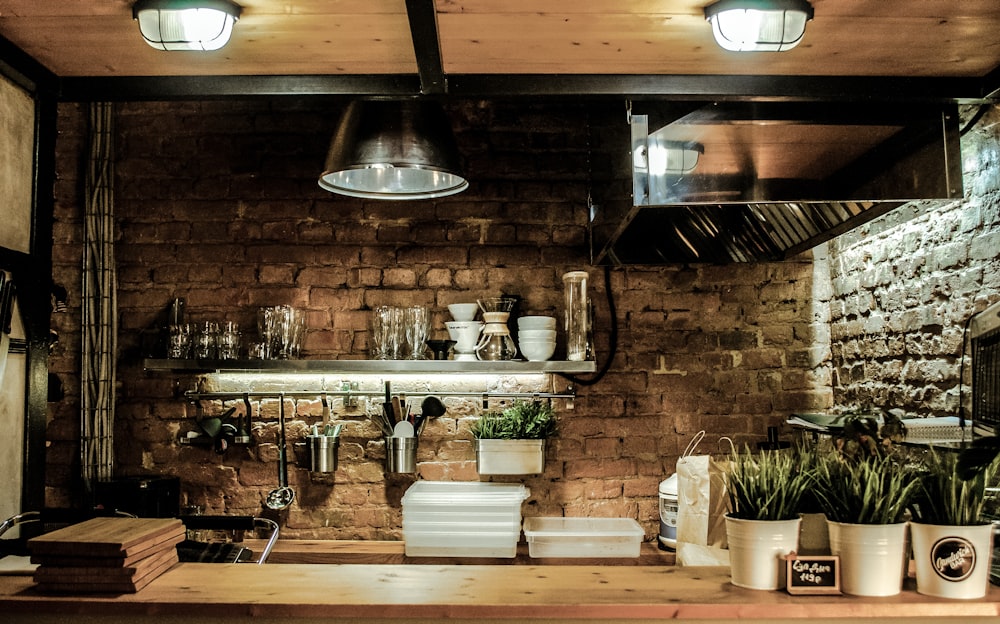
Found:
401,481 -> 529,558
522,517 -> 644,558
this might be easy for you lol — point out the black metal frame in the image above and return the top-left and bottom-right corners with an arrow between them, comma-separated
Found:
55,73 -> 999,104
0,33 -> 58,519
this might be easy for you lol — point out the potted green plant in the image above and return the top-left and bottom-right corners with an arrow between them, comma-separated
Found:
813,452 -> 920,597
724,444 -> 815,590
909,448 -> 1000,599
470,400 -> 556,475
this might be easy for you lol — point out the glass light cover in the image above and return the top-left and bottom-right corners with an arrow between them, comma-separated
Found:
704,0 -> 814,52
133,0 -> 241,51
648,140 -> 704,175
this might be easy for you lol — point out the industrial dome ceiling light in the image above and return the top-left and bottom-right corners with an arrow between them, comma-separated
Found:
319,100 -> 468,201
133,0 -> 241,51
704,0 -> 814,52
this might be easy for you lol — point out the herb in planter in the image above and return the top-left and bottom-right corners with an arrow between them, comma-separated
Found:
913,448 -> 999,526
814,453 -> 920,524
726,445 -> 816,521
470,400 -> 557,440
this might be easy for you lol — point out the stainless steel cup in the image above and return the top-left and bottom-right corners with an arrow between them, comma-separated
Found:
385,436 -> 418,473
309,435 -> 340,473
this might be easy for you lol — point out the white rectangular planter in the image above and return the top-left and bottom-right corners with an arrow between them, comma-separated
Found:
475,439 -> 545,475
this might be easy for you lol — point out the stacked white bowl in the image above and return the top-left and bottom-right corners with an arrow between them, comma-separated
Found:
516,315 -> 557,361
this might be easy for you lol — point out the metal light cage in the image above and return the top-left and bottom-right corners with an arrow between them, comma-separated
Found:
132,0 -> 241,51
704,0 -> 815,52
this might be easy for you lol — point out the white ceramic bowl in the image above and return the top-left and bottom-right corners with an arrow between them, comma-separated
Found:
519,340 -> 556,361
517,315 -> 557,330
518,329 -> 557,341
448,303 -> 479,322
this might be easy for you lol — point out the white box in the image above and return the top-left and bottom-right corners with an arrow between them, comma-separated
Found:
523,517 -> 644,558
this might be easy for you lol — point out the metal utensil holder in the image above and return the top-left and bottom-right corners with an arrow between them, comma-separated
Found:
309,435 -> 340,473
385,436 -> 418,474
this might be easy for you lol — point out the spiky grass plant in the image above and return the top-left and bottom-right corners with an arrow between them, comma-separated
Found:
814,452 -> 920,524
469,400 -> 557,440
726,445 -> 816,521
913,448 -> 999,526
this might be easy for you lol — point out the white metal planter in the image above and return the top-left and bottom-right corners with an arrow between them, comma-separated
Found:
725,515 -> 802,590
911,522 -> 994,599
827,520 -> 909,596
475,439 -> 545,475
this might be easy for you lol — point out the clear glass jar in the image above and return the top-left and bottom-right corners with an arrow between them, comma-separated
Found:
562,270 -> 589,361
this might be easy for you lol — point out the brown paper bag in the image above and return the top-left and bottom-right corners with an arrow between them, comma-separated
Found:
675,432 -> 730,566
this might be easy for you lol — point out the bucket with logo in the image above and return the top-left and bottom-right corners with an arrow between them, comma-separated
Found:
910,522 -> 994,599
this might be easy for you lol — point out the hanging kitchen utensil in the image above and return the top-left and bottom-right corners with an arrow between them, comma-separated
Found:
266,394 -> 295,510
234,393 -> 252,444
420,395 -> 446,418
393,420 -> 415,438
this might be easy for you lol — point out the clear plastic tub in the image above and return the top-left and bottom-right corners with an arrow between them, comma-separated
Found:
402,481 -> 529,558
523,517 -> 644,558
403,530 -> 520,558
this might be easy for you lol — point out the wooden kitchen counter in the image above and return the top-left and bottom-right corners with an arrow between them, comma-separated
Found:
2,559 -> 1000,623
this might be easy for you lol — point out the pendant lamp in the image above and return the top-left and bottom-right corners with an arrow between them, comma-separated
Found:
319,100 -> 468,201
704,0 -> 814,52
132,0 -> 241,51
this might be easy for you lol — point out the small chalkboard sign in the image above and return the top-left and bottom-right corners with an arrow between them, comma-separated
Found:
784,553 -> 841,595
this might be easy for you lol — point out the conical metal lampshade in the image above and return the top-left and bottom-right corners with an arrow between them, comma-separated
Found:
319,100 -> 468,200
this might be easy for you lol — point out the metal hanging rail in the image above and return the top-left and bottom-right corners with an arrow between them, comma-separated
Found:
182,388 -> 577,409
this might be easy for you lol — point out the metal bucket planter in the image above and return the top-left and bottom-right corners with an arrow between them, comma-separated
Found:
475,439 -> 545,475
911,522 -> 994,599
725,515 -> 801,590
827,520 -> 909,596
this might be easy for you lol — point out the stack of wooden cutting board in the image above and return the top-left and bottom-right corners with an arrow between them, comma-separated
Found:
27,517 -> 185,593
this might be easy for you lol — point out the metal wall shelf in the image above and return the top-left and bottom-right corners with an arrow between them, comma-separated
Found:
143,358 -> 597,375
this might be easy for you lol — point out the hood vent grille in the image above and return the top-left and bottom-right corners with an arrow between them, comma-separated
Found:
591,102 -> 963,265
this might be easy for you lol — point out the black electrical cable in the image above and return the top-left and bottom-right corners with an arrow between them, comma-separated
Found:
960,104 -> 990,137
557,265 -> 618,387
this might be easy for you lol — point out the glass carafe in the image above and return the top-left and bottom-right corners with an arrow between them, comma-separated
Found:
476,311 -> 518,361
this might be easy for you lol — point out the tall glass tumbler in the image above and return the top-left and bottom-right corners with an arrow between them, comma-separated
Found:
405,306 -> 430,360
562,270 -> 590,361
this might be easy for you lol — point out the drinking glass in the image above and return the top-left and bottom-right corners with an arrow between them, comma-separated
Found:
217,321 -> 241,360
370,305 -> 394,360
167,323 -> 192,359
192,321 -> 219,359
405,306 -> 430,359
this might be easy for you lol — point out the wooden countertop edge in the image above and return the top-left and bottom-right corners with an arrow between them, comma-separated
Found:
2,563 -> 1000,620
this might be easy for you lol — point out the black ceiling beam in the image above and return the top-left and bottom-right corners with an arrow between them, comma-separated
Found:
980,64 -> 1000,101
56,73 -> 994,104
0,33 -> 58,96
447,74 -> 994,104
58,74 -> 423,102
404,0 -> 447,95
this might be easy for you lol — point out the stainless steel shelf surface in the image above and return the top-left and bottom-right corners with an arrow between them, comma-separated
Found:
143,358 -> 597,375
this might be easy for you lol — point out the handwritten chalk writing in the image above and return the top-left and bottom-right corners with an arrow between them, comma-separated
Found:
792,560 -> 833,575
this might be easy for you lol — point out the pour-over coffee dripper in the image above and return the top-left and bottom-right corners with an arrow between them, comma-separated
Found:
475,297 -> 518,360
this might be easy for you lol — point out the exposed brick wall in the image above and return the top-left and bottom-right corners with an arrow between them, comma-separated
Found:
48,99 -> 831,540
828,105 -> 1000,416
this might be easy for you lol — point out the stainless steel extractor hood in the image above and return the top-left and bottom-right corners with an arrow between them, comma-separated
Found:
590,102 -> 963,265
